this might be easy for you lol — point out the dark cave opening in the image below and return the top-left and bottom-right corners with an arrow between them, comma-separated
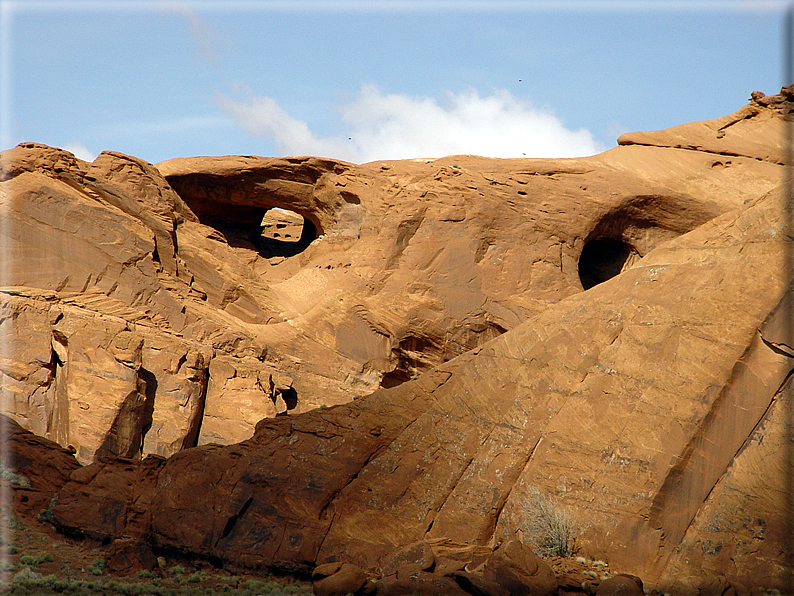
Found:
578,238 -> 636,290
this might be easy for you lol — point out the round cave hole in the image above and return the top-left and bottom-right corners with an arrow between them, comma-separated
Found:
578,238 -> 637,290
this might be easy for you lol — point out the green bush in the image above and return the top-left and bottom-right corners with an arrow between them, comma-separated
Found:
85,559 -> 104,576
17,553 -> 51,567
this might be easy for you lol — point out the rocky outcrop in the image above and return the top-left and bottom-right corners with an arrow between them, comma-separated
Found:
5,90 -> 794,591
0,414 -> 81,516
1,94 -> 785,464
49,175 -> 793,590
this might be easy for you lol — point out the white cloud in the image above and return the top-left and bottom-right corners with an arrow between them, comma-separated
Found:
62,142 -> 96,162
216,85 -> 604,163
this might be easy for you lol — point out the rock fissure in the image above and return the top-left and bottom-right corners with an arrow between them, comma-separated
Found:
179,360 -> 209,451
216,495 -> 254,545
760,333 -> 794,358
620,143 -> 784,165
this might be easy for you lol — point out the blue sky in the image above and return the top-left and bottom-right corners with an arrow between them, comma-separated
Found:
0,1 -> 788,164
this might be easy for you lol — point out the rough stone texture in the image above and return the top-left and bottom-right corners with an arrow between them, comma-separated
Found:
374,572 -> 473,596
104,537 -> 158,575
381,540 -> 435,578
6,91 -> 794,591
481,540 -> 557,596
0,414 -> 81,516
311,562 -> 369,596
595,575 -> 643,596
448,571 -> 510,596
52,455 -> 166,542
1,93 -> 784,463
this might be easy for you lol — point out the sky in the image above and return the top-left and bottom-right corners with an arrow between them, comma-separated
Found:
0,0 -> 789,165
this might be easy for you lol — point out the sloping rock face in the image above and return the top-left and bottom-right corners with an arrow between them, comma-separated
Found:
0,95 -> 785,467
50,181 -> 791,591
21,89 -> 793,591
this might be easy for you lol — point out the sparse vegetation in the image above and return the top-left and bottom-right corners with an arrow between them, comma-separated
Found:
19,551 -> 54,566
518,485 -> 577,558
0,461 -> 31,488
5,571 -> 314,595
0,483 -> 313,596
86,559 -> 105,576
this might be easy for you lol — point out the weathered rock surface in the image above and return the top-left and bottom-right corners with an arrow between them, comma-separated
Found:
0,414 -> 81,516
4,90 -> 794,592
1,93 -> 785,464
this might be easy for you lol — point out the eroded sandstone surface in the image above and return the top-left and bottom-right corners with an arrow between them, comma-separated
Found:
2,89 -> 793,592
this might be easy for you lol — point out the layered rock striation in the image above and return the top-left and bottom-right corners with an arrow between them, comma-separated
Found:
2,90 -> 793,591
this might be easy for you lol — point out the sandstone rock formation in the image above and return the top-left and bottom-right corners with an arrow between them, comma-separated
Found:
3,89 -> 794,592
0,414 -> 81,517
1,93 -> 784,465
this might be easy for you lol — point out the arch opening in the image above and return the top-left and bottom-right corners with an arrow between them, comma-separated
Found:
255,208 -> 317,258
198,206 -> 318,260
578,238 -> 637,290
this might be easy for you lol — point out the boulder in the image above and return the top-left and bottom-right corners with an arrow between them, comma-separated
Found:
381,541 -> 435,578
698,576 -> 750,596
447,570 -> 511,596
482,540 -> 557,596
1,414 -> 81,516
53,455 -> 167,541
596,574 -> 643,596
374,571 -> 472,596
312,562 -> 368,596
104,537 -> 157,575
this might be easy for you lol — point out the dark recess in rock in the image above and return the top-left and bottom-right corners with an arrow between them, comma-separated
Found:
578,238 -> 636,290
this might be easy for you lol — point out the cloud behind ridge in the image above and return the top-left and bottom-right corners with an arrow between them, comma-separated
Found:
217,84 -> 604,163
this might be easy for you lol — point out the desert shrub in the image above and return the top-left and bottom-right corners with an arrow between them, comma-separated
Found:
168,565 -> 186,575
1,507 -> 23,530
136,569 -> 157,579
85,558 -> 105,576
39,495 -> 58,525
18,553 -> 49,567
12,566 -> 41,582
517,485 -> 577,557
0,461 -> 30,488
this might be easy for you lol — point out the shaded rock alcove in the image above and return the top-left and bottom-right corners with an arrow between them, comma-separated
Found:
578,238 -> 638,290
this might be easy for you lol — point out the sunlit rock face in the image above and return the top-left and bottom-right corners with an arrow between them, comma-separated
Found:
2,90 -> 793,591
